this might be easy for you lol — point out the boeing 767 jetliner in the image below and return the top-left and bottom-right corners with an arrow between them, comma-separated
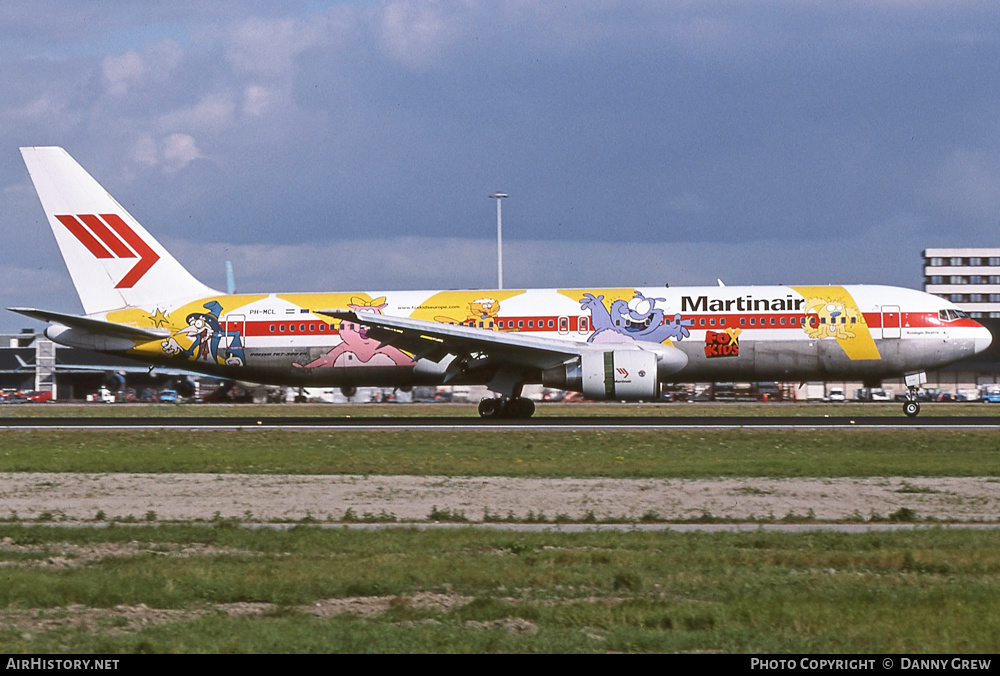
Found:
10,147 -> 993,417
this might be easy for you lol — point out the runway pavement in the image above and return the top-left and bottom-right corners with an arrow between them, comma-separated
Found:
2,414 -> 999,429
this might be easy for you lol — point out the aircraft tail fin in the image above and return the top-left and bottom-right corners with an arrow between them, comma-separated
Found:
19,146 -> 219,315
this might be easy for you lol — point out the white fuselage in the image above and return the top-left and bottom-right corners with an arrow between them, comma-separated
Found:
66,283 -> 991,391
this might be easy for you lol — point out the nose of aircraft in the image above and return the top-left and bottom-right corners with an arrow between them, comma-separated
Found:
974,323 -> 994,355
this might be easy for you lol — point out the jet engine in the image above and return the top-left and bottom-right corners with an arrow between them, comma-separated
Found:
542,346 -> 688,401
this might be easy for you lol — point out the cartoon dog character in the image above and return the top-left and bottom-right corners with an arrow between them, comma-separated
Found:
580,291 -> 692,344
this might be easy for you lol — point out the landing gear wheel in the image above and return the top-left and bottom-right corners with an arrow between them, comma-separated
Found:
506,396 -> 536,419
478,397 -> 502,419
903,400 -> 920,418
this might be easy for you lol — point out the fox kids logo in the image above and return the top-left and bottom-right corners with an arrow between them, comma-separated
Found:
705,329 -> 740,358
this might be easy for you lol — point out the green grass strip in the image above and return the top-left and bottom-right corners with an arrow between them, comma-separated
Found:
0,525 -> 998,653
1,428 -> 999,477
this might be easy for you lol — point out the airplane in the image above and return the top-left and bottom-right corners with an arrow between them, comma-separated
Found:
8,146 -> 994,418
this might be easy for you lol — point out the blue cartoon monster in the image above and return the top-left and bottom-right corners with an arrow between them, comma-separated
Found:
161,300 -> 246,366
579,291 -> 692,345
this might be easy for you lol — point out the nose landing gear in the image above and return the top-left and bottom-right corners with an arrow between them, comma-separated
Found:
902,372 -> 927,418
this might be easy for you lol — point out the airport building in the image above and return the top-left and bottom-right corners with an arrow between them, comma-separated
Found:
923,247 -> 1000,318
0,331 -> 181,401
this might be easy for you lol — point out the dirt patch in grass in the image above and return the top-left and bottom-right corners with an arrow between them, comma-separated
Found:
2,593 -> 477,639
0,538 -> 256,569
1,473 -> 998,523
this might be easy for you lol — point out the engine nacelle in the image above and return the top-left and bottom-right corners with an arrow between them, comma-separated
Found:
543,347 -> 687,401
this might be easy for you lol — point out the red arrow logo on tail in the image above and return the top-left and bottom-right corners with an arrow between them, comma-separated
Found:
55,214 -> 160,289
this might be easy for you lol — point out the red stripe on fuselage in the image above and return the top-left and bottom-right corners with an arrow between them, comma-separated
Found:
234,311 -> 968,339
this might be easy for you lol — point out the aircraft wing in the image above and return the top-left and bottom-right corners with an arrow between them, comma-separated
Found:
7,308 -> 169,342
318,308 -> 598,370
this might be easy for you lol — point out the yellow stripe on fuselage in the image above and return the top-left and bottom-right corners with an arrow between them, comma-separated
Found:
791,285 -> 881,361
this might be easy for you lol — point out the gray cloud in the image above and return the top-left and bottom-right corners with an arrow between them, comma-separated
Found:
4,1 -> 1000,332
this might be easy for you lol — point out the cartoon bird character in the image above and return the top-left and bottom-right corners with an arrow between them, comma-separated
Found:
161,300 -> 246,366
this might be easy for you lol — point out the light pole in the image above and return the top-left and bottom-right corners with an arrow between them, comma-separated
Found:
489,192 -> 507,289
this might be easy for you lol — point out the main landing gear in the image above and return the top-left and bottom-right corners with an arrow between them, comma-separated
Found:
478,396 -> 536,419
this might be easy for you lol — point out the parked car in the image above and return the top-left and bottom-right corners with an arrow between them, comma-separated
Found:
21,390 -> 53,403
980,386 -> 1000,403
159,389 -> 178,403
826,387 -> 846,402
870,388 -> 894,402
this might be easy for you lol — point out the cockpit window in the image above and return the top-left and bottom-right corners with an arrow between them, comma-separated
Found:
939,309 -> 971,321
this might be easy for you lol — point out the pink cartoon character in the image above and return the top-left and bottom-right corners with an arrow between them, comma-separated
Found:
294,296 -> 414,368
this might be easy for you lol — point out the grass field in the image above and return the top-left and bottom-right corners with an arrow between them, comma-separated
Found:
2,402 -> 999,653
1,524 -> 999,653
1,428 -> 999,478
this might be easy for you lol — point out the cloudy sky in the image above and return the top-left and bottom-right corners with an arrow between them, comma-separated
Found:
3,1 -> 1000,332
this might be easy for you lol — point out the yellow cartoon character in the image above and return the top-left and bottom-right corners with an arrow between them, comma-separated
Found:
435,297 -> 500,328
802,297 -> 863,340
469,298 -> 499,322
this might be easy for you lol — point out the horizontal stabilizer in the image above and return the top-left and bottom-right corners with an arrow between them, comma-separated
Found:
7,307 -> 169,342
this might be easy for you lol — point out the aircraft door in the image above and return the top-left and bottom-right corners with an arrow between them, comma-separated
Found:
222,314 -> 247,364
558,316 -> 569,335
881,306 -> 901,339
